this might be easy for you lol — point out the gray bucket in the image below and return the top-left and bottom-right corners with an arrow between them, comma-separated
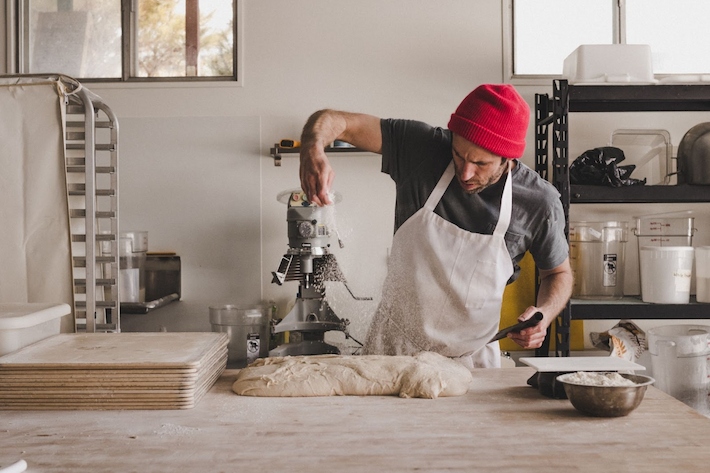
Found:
209,305 -> 270,368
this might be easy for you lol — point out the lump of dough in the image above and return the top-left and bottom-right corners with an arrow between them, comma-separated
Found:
232,351 -> 472,399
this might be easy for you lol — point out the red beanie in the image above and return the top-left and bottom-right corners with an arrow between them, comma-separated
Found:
447,84 -> 530,159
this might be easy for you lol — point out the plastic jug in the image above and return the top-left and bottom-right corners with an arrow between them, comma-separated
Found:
119,231 -> 148,303
648,325 -> 710,415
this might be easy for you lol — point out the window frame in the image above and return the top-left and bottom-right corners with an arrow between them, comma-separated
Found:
7,0 -> 243,86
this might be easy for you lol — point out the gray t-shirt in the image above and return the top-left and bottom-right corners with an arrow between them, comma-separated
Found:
380,118 -> 568,283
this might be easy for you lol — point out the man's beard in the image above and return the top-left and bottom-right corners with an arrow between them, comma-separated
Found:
459,162 -> 508,195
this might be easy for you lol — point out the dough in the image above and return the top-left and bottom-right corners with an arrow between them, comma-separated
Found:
232,351 -> 473,399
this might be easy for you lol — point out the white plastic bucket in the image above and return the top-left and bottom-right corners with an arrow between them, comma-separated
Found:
696,246 -> 710,303
647,325 -> 710,414
639,246 -> 694,303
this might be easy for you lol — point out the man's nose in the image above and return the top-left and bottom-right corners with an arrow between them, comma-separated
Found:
460,161 -> 477,181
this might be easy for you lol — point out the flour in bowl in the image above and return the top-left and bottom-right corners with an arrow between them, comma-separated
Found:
564,371 -> 637,386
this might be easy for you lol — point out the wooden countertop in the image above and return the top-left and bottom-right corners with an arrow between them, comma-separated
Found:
1,367 -> 709,472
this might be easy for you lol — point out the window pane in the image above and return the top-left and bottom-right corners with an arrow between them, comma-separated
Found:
26,0 -> 122,79
513,0 -> 613,75
626,0 -> 710,75
135,0 -> 234,78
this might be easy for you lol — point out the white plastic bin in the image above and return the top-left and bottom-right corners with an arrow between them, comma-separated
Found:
563,44 -> 655,84
639,246 -> 695,304
0,303 -> 70,356
570,221 -> 628,299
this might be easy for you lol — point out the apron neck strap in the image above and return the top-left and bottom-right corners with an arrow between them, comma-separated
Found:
423,161 -> 455,211
493,160 -> 513,237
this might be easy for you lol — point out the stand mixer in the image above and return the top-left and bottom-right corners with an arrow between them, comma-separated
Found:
270,190 -> 370,356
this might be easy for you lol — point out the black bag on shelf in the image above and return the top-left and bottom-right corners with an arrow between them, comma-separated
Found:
569,146 -> 646,187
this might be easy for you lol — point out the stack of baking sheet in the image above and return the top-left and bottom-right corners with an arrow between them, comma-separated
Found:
0,332 -> 228,410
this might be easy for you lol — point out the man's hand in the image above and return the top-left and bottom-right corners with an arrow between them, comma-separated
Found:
300,145 -> 335,206
298,110 -> 383,206
507,307 -> 549,349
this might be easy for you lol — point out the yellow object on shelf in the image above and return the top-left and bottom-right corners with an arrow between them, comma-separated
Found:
499,252 -> 583,351
279,139 -> 300,148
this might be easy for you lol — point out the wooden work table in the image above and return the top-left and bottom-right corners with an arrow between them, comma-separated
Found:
1,367 -> 709,472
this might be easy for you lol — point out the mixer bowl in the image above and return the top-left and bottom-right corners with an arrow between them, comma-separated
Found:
556,372 -> 655,417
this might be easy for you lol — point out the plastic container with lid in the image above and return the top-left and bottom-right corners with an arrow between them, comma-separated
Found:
569,221 -> 628,299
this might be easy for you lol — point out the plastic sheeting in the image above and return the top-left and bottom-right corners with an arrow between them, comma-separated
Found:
0,78 -> 74,326
570,146 -> 647,187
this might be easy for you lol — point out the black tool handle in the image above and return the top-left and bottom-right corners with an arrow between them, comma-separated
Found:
490,312 -> 544,343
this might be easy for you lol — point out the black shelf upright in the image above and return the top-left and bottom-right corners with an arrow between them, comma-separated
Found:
535,80 -> 571,357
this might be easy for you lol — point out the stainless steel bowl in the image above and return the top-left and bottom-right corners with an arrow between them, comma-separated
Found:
556,372 -> 655,417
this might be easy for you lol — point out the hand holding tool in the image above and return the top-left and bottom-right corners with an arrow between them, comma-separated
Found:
489,312 -> 544,343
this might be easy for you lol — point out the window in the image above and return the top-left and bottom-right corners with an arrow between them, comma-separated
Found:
505,0 -> 710,82
13,0 -> 238,82
625,0 -> 710,75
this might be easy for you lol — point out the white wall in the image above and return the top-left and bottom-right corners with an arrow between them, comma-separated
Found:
3,0 -> 709,347
84,0 -> 506,340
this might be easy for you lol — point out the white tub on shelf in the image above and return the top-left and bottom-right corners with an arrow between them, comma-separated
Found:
563,44 -> 656,84
639,247 -> 695,304
696,246 -> 710,303
0,303 -> 71,356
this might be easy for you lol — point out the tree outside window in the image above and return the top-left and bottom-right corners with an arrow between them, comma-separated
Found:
20,0 -> 236,81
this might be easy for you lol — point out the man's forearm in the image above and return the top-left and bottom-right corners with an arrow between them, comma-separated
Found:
301,109 -> 348,150
536,265 -> 574,325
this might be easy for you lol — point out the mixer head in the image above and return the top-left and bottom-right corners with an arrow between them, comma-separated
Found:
272,190 -> 343,285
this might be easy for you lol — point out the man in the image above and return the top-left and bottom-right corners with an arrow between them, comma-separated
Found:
299,84 -> 573,368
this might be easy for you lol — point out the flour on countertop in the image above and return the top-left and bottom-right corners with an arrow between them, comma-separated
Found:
564,371 -> 636,386
154,423 -> 201,436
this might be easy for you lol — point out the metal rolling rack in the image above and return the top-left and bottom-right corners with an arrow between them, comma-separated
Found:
536,79 -> 710,357
63,77 -> 121,332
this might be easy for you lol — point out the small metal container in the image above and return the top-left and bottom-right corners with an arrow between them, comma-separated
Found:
209,305 -> 271,368
556,372 -> 655,417
145,254 -> 181,301
678,122 -> 710,185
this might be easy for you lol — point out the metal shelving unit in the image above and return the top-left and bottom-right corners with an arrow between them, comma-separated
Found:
535,79 -> 710,356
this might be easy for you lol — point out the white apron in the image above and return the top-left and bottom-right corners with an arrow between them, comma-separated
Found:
363,160 -> 514,368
